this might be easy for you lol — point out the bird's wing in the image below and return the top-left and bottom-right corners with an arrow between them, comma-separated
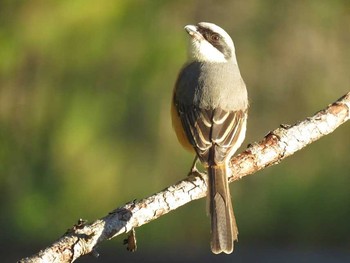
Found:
175,102 -> 247,164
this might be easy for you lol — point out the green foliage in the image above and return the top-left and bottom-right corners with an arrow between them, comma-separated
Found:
1,0 -> 350,250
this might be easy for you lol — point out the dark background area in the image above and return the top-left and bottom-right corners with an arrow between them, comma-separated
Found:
1,0 -> 350,262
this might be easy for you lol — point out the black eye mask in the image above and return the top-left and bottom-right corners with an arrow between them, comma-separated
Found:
197,26 -> 232,60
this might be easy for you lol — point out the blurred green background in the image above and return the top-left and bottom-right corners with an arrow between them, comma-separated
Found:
1,0 -> 350,262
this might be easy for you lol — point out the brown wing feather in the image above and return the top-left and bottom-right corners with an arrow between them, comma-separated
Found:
175,101 -> 247,165
212,110 -> 246,164
176,104 -> 212,162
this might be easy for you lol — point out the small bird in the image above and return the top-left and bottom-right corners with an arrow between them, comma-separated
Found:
171,22 -> 248,254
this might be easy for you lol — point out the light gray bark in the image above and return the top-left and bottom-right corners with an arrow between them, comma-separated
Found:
18,92 -> 350,263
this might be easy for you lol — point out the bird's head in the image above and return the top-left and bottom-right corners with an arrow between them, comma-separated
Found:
184,22 -> 236,63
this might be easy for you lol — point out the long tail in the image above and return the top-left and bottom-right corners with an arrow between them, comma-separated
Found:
208,164 -> 238,254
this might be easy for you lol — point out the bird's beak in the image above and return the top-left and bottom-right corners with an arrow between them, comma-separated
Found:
184,25 -> 202,40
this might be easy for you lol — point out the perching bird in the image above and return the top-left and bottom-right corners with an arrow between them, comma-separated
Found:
171,22 -> 248,254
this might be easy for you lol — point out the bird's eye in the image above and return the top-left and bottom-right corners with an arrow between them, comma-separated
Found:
211,33 -> 220,41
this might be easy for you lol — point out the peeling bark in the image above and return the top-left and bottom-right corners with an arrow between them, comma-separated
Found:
19,92 -> 350,263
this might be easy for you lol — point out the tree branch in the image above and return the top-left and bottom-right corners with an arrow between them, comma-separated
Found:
18,92 -> 350,263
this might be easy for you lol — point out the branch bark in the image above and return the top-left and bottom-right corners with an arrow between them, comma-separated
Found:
18,92 -> 350,263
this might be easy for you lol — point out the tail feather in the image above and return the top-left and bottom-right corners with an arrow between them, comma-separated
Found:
208,165 -> 238,254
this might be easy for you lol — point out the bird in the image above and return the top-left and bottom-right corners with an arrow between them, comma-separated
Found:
171,22 -> 248,254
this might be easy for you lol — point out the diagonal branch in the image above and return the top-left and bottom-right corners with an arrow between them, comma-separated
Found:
18,92 -> 350,263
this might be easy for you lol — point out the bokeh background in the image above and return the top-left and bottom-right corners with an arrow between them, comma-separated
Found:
1,0 -> 350,262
